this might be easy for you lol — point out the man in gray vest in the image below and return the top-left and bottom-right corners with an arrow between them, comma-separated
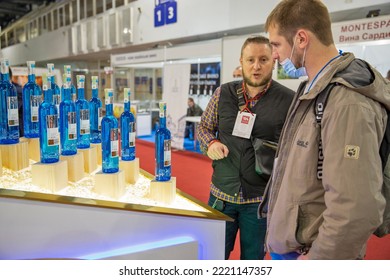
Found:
198,35 -> 294,259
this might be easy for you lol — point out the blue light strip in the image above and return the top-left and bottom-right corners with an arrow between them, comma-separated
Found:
78,236 -> 196,260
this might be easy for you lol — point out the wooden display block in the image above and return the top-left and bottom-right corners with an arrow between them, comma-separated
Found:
91,143 -> 102,165
0,142 -> 29,171
79,146 -> 98,174
21,137 -> 40,162
94,170 -> 125,199
31,160 -> 68,192
119,158 -> 140,184
0,151 -> 2,177
149,177 -> 176,205
60,153 -> 85,182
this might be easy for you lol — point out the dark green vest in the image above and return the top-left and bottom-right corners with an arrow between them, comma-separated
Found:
212,80 -> 294,199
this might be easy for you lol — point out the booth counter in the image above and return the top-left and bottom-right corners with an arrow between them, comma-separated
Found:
0,166 -> 231,260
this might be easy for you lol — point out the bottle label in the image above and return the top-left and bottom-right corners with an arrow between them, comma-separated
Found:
98,108 -> 103,130
46,115 -> 59,146
68,112 -> 77,140
80,109 -> 90,134
52,94 -> 61,105
129,122 -> 136,147
30,95 -> 41,122
7,96 -> 19,126
110,128 -> 119,157
164,139 -> 171,167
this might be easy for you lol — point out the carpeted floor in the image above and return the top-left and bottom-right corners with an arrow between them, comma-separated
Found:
136,138 -> 390,260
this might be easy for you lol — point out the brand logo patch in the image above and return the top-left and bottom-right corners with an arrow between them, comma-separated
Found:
344,145 -> 360,159
297,139 -> 309,148
241,115 -> 250,124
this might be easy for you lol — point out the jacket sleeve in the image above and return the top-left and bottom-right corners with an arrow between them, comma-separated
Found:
308,92 -> 386,259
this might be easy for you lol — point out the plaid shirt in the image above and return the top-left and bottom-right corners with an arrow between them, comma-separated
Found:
198,81 -> 271,204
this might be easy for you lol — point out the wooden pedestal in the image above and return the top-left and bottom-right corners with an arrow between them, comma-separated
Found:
94,170 -> 125,199
91,143 -> 102,165
60,153 -> 85,182
0,142 -> 29,171
79,146 -> 98,174
21,137 -> 40,162
119,158 -> 140,184
149,177 -> 176,205
31,160 -> 68,192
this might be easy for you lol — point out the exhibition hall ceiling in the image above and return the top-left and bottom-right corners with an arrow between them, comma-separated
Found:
0,0 -> 56,29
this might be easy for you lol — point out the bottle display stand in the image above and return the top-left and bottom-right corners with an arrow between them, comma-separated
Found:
0,142 -> 29,171
79,146 -> 98,173
20,137 -> 40,162
119,158 -> 140,184
94,170 -> 125,199
91,143 -> 102,165
149,177 -> 176,204
31,160 -> 68,192
60,153 -> 85,182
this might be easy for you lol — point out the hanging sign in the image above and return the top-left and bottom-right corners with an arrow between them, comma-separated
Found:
154,0 -> 177,27
332,15 -> 390,45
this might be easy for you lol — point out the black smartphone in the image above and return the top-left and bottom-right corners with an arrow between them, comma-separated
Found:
212,198 -> 225,211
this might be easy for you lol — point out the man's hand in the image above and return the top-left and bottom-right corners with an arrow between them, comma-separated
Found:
207,141 -> 229,160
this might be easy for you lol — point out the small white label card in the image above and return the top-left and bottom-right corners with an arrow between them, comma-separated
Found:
232,111 -> 256,139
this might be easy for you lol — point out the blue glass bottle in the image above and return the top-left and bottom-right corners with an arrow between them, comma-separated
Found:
39,73 -> 59,163
120,88 -> 136,161
101,88 -> 119,173
47,63 -> 61,116
62,65 -> 77,102
59,74 -> 77,155
0,58 -> 19,144
155,102 -> 171,181
75,75 -> 90,149
89,76 -> 102,144
22,61 -> 42,138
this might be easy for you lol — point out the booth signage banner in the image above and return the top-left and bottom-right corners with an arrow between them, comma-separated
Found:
111,49 -> 164,66
163,63 -> 190,150
332,15 -> 390,44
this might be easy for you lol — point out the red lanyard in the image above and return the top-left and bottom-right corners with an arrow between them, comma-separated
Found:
240,81 -> 270,114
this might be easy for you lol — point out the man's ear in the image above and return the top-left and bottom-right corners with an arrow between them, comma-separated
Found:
296,29 -> 309,49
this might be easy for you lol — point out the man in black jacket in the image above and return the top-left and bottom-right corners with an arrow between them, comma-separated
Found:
198,36 -> 294,259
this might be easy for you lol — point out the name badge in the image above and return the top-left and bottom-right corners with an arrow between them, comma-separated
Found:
232,111 -> 256,139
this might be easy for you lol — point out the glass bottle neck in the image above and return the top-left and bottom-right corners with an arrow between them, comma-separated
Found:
106,103 -> 113,116
1,73 -> 9,82
28,74 -> 36,83
160,117 -> 166,128
78,88 -> 85,100
124,101 -> 130,112
92,88 -> 98,98
44,88 -> 53,103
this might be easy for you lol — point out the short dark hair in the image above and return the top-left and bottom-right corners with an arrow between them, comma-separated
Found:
240,36 -> 271,58
188,97 -> 194,103
265,0 -> 334,47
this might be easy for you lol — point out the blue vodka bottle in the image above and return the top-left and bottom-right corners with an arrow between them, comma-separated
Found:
75,75 -> 90,149
22,61 -> 42,138
155,102 -> 171,181
47,63 -> 61,116
101,88 -> 119,173
62,65 -> 77,102
39,73 -> 59,163
120,88 -> 136,161
89,76 -> 102,144
59,74 -> 77,155
0,58 -> 19,144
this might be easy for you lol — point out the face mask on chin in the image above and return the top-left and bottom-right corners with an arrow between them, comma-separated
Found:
280,36 -> 307,78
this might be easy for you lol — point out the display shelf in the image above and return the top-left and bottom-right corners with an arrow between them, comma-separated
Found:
0,162 -> 231,260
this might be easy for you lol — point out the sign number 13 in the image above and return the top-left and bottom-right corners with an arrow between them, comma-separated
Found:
154,1 -> 177,27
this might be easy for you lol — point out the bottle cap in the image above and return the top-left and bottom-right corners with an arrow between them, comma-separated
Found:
123,88 -> 131,102
77,75 -> 85,88
64,65 -> 71,75
105,88 -> 114,104
42,73 -> 49,91
1,58 -> 9,74
92,76 -> 98,89
47,63 -> 54,76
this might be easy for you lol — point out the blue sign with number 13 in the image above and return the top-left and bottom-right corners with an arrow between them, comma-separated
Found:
154,0 -> 177,27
